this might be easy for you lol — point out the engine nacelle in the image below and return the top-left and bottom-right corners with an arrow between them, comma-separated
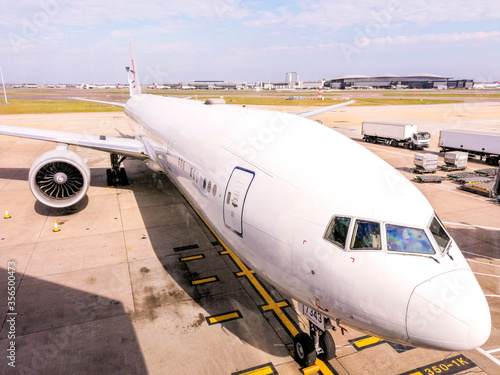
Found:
28,146 -> 91,208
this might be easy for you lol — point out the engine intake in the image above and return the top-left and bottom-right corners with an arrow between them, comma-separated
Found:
29,146 -> 91,208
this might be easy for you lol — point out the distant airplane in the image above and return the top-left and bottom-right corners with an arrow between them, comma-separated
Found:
0,42 -> 491,367
473,81 -> 500,89
150,83 -> 171,89
80,83 -> 122,89
178,82 -> 195,90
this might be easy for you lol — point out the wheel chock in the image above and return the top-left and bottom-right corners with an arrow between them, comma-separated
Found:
53,220 -> 61,232
4,209 -> 11,219
301,364 -> 320,375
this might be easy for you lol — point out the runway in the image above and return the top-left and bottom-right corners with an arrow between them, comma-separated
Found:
0,102 -> 499,374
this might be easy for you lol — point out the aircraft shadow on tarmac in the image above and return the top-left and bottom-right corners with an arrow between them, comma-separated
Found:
0,160 -> 302,371
0,267 -> 148,374
122,158 -> 296,360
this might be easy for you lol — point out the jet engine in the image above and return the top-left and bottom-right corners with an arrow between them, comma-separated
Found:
28,145 -> 91,208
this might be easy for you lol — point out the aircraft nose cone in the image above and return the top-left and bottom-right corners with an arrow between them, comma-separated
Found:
407,269 -> 491,351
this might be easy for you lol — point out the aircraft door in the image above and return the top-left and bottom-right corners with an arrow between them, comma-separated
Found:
223,167 -> 255,236
166,138 -> 176,172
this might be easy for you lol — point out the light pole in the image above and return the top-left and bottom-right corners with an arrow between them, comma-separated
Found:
0,65 -> 8,104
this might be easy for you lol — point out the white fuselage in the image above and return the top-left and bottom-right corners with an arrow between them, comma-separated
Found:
125,94 -> 491,351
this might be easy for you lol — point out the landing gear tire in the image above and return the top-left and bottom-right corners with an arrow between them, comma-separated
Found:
107,168 -> 129,187
118,168 -> 129,185
318,330 -> 336,361
106,168 -> 115,187
294,332 -> 316,367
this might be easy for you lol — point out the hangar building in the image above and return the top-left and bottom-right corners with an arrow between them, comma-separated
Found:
324,74 -> 459,89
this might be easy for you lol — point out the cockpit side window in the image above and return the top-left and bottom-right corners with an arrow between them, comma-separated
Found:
325,217 -> 351,249
429,216 -> 451,252
386,224 -> 435,254
350,220 -> 381,250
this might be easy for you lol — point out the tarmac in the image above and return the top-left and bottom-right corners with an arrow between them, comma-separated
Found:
0,101 -> 499,375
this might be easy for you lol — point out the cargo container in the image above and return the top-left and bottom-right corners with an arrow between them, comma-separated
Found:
444,151 -> 468,169
414,153 -> 438,172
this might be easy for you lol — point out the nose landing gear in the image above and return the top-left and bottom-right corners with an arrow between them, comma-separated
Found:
294,332 -> 317,367
293,309 -> 337,367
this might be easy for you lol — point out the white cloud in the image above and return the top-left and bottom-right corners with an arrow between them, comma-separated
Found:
241,0 -> 500,31
0,0 -> 249,28
2,1 -> 500,82
370,31 -> 500,45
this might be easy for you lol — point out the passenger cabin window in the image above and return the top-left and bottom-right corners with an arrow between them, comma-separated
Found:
325,217 -> 351,248
386,224 -> 435,254
351,220 -> 381,250
429,216 -> 450,252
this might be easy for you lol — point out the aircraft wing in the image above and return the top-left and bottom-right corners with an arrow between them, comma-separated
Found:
0,124 -> 148,160
69,97 -> 127,108
296,100 -> 355,119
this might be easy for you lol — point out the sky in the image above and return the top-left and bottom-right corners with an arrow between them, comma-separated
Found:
1,0 -> 500,84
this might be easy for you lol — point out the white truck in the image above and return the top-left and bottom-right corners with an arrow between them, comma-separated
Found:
362,122 -> 430,149
439,130 -> 500,166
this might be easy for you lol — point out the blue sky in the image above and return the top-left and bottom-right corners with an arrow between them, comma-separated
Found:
1,0 -> 500,84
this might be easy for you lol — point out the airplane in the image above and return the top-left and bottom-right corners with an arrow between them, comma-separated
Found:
473,81 -> 500,89
79,83 -> 122,89
0,43 -> 491,367
150,83 -> 171,89
178,82 -> 195,90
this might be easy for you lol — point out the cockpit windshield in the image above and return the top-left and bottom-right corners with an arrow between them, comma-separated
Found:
351,220 -> 381,250
386,224 -> 435,254
429,216 -> 451,252
324,215 -> 449,256
325,217 -> 351,248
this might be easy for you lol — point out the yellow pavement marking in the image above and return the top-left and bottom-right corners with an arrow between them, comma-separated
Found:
261,301 -> 289,311
353,336 -> 383,348
223,247 -> 299,337
301,364 -> 320,375
180,254 -> 204,262
239,366 -> 275,375
191,276 -> 218,285
207,311 -> 241,325
177,192 -> 334,374
316,358 -> 335,375
236,269 -> 255,277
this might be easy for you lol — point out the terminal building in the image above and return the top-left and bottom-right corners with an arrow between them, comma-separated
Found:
324,74 -> 473,90
188,81 -> 248,90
